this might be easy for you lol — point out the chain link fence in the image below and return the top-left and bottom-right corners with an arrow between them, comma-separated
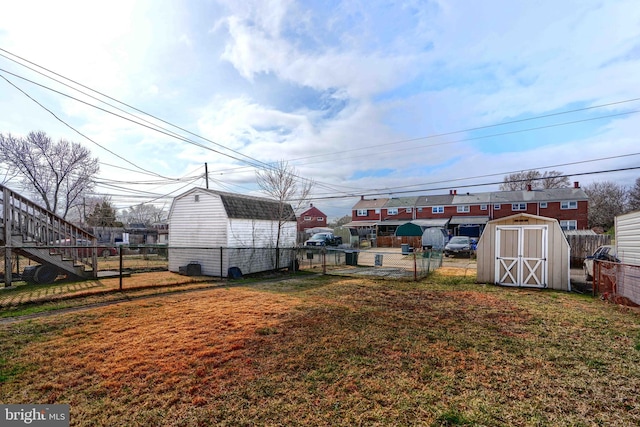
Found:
3,244 -> 443,284
593,259 -> 640,306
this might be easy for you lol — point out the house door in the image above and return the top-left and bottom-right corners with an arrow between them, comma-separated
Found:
495,225 -> 548,288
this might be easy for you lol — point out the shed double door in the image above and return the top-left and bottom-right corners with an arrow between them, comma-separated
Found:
495,225 -> 548,288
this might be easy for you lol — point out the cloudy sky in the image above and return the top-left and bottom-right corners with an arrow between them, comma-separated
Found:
1,0 -> 639,219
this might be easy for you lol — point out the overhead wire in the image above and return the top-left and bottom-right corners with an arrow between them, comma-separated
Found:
2,48 -> 639,207
3,48 -> 640,195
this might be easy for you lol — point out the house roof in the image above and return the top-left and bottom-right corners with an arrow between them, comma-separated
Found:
411,219 -> 450,227
384,196 -> 419,208
449,216 -> 490,225
358,187 -> 588,210
172,188 -> 295,221
298,205 -> 326,218
489,188 -> 588,203
415,194 -> 455,206
352,197 -> 389,210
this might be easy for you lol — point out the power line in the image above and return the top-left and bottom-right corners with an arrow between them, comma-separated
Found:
3,48 -> 640,195
306,166 -> 640,201
0,74 -> 174,180
2,48 -> 639,208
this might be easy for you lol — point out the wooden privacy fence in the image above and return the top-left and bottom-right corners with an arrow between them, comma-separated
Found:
375,236 -> 422,248
566,234 -> 611,268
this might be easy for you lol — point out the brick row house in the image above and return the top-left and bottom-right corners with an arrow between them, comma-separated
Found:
346,182 -> 588,245
296,203 -> 328,232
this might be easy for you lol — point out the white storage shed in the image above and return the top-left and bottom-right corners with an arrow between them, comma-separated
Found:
615,210 -> 640,266
168,188 -> 297,276
476,213 -> 571,291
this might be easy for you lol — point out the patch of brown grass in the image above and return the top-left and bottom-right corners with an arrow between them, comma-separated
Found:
1,274 -> 640,426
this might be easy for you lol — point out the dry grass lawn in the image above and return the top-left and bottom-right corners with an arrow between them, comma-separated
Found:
1,269 -> 640,426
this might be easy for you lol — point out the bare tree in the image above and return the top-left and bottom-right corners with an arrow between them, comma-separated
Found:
584,181 -> 628,230
500,170 -> 570,191
540,170 -> 570,189
256,161 -> 313,266
331,215 -> 352,228
0,131 -> 99,219
628,177 -> 640,212
120,203 -> 167,226
499,170 -> 542,191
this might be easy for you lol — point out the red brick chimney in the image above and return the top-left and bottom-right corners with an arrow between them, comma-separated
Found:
527,184 -> 532,191
574,181 -> 579,188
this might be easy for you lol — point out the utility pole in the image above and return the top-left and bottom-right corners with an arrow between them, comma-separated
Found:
205,163 -> 209,189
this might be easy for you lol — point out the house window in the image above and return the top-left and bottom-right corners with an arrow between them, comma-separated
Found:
406,208 -> 412,213
561,201 -> 578,210
375,209 -> 381,214
357,209 -> 368,217
417,207 -> 423,212
304,216 -> 311,221
512,203 -> 527,211
560,220 -> 577,230
317,217 -> 324,221
494,204 -> 501,210
540,202 -> 548,209
480,204 -> 488,211
387,208 -> 398,215
457,205 -> 470,213
194,195 -> 200,202
432,206 -> 444,214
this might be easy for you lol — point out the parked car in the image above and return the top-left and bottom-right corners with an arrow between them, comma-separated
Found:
304,232 -> 343,247
583,245 -> 619,281
444,236 -> 474,257
55,239 -> 118,257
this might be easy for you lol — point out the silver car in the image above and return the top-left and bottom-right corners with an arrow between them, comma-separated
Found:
583,245 -> 619,281
444,236 -> 473,257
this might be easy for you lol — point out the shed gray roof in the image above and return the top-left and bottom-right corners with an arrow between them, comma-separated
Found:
180,188 -> 295,221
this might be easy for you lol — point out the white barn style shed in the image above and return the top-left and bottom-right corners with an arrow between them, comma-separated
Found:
168,188 -> 297,276
476,213 -> 571,291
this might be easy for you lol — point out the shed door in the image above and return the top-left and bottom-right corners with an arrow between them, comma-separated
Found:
495,225 -> 548,288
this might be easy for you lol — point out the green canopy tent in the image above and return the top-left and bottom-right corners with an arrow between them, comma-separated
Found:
394,222 -> 424,237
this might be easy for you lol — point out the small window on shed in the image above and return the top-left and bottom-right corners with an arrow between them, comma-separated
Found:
540,202 -> 548,208
480,204 -> 488,210
194,195 -> 200,202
